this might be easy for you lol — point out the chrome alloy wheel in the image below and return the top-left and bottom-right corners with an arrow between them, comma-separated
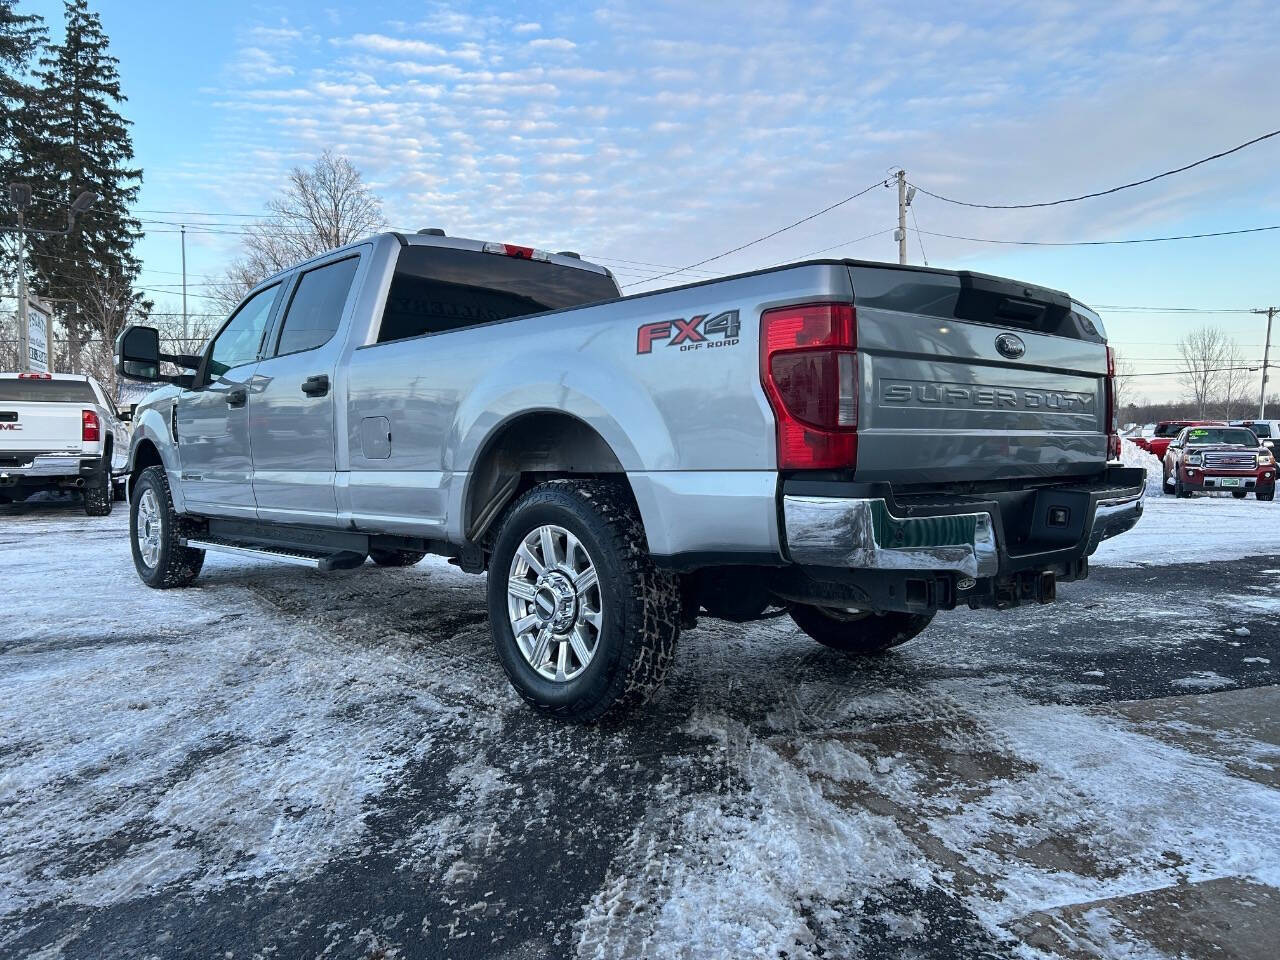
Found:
507,523 -> 603,682
135,488 -> 162,568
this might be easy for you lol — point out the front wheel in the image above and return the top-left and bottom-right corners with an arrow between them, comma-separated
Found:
130,466 -> 204,588
487,480 -> 680,722
1259,489 -> 1276,502
789,604 -> 934,655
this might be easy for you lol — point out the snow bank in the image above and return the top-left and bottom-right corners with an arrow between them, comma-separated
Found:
1119,440 -> 1165,498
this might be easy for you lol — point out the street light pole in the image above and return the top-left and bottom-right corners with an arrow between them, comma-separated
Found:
4,184 -> 98,373
16,206 -> 28,371
181,224 -> 188,346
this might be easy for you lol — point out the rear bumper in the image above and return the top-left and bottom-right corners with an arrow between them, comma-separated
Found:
783,466 -> 1144,577
0,453 -> 106,491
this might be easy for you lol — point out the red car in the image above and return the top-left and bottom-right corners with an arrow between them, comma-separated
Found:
1138,419 -> 1226,460
1162,425 -> 1276,500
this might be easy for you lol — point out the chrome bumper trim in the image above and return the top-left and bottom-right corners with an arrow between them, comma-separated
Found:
782,496 -> 1000,578
1084,492 -> 1144,555
0,454 -> 85,478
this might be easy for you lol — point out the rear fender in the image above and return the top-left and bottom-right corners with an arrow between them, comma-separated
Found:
446,352 -> 672,542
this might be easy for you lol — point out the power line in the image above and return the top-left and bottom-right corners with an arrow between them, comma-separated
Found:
908,127 -> 1280,209
910,224 -> 1280,247
620,177 -> 890,287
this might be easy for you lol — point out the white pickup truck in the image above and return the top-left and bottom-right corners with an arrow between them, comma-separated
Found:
0,372 -> 129,515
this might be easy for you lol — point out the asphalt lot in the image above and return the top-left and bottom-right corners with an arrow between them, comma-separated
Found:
2,492 -> 1279,959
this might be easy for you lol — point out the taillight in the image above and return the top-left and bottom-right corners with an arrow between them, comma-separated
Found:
760,302 -> 858,470
82,409 -> 101,443
1105,346 -> 1120,461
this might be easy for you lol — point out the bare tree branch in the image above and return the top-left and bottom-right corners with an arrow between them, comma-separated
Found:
1177,325 -> 1231,418
213,151 -> 384,312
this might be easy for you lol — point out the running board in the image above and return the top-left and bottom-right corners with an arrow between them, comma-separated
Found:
183,537 -> 367,572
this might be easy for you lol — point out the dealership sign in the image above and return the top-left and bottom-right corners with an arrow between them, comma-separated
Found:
26,299 -> 50,373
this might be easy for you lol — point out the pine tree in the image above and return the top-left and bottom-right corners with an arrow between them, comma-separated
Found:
0,1 -> 45,368
0,1 -> 44,170
26,0 -> 142,369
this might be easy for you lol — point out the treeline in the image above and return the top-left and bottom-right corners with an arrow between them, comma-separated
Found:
1120,397 -> 1277,427
0,0 -> 143,386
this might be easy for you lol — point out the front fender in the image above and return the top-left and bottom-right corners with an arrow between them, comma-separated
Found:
128,403 -> 187,513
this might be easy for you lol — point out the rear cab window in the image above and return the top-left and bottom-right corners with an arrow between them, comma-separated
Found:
0,379 -> 97,403
375,246 -> 619,344
272,256 -> 361,356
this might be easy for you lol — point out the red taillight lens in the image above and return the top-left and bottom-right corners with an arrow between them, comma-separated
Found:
761,303 -> 858,470
82,409 -> 101,443
1104,345 -> 1120,460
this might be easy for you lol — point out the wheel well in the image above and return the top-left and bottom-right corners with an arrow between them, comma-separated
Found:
465,412 -> 629,543
131,439 -> 163,487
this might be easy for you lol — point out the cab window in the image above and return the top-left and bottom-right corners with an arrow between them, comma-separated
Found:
207,284 -> 281,378
272,256 -> 360,357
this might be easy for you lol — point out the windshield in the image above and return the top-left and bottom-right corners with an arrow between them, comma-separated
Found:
1241,423 -> 1272,438
1180,427 -> 1258,446
0,379 -> 96,403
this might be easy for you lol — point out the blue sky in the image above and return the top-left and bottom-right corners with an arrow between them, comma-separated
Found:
24,0 -> 1280,401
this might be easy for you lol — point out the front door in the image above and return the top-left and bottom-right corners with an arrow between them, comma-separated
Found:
176,283 -> 282,517
249,253 -> 362,527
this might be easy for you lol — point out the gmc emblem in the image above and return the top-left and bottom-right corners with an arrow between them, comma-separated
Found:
0,423 -> 21,431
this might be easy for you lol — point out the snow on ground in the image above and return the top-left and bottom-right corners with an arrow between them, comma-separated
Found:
2,492 -> 1279,957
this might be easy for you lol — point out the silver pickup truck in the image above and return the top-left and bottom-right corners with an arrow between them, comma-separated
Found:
115,230 -> 1143,720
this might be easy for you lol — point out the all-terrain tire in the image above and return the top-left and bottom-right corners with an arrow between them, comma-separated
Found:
789,604 -> 934,655
1174,477 -> 1193,499
130,465 -> 204,588
83,465 -> 113,516
369,547 -> 427,567
1259,490 -> 1275,502
487,479 -> 680,722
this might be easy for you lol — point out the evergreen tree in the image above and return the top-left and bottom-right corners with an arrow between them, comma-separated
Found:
26,0 -> 142,367
0,0 -> 44,171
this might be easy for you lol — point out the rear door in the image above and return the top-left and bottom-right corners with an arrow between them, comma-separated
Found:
849,265 -> 1109,484
249,252 -> 363,526
176,283 -> 282,516
0,377 -> 95,457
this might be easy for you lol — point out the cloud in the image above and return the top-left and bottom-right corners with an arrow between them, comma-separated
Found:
526,37 -> 576,52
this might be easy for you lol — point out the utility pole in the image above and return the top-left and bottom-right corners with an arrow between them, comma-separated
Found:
1257,306 -> 1278,419
4,184 -> 98,372
896,170 -> 907,265
180,224 -> 188,347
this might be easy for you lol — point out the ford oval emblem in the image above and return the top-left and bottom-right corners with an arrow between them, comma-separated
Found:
995,333 -> 1026,359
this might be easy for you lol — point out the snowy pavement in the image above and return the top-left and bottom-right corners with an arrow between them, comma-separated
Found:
2,493 -> 1279,959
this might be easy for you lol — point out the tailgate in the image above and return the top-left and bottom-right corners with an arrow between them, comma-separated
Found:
0,402 -> 85,455
848,263 -> 1108,484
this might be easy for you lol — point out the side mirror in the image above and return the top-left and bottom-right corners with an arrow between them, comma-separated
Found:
1266,440 -> 1275,449
116,325 -> 162,382
119,403 -> 136,423
115,325 -> 198,388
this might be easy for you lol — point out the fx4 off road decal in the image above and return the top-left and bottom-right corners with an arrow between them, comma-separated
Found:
636,310 -> 741,354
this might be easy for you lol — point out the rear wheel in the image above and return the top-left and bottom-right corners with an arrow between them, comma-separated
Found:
487,479 -> 680,722
368,547 -> 426,567
113,479 -> 127,502
789,604 -> 934,655
130,465 -> 204,588
83,467 -> 112,516
1162,472 -> 1175,494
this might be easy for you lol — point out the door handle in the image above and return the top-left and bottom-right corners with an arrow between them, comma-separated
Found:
226,387 -> 247,407
302,374 -> 330,397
